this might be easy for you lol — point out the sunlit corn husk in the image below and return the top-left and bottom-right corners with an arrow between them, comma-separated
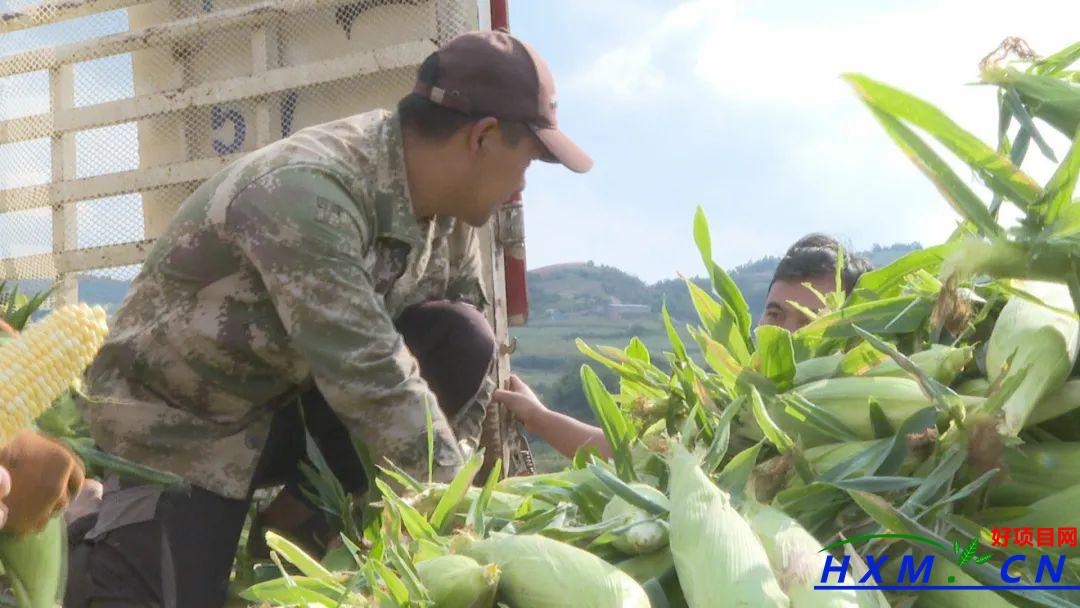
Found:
778,377 -> 970,446
0,304 -> 109,445
415,554 -> 499,608
459,533 -> 650,608
603,483 -> 670,556
985,281 -> 1079,436
0,516 -> 66,608
862,344 -> 973,385
742,500 -> 858,607
667,444 -> 789,608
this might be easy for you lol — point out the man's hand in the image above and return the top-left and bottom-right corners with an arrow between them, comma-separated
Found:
493,375 -> 550,432
0,431 -> 85,536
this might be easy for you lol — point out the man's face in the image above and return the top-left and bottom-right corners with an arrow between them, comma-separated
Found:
761,274 -> 837,332
462,123 -> 546,227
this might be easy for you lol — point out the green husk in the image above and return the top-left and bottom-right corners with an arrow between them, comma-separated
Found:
415,554 -> 499,608
459,533 -> 650,608
0,516 -> 66,608
743,499 -> 858,607
667,444 -> 789,608
615,547 -> 674,583
862,344 -> 973,385
985,280 -> 1079,435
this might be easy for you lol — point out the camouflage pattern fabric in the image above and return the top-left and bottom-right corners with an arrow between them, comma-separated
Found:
80,109 -> 488,499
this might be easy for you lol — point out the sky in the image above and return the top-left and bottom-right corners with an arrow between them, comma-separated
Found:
0,0 -> 1078,283
509,0 -> 1080,282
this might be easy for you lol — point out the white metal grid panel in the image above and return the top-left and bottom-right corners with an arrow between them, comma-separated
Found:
0,0 -> 485,306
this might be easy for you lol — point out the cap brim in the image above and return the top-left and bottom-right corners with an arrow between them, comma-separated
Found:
532,126 -> 593,173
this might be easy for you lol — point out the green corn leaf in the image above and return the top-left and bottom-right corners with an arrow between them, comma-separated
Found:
716,439 -> 764,497
749,386 -> 794,454
466,458 -> 502,537
429,450 -> 485,534
588,462 -> 669,515
1003,87 -> 1058,162
869,406 -> 937,477
703,396 -> 747,474
264,531 -> 336,581
373,479 -> 438,543
819,439 -> 892,483
777,392 -> 860,443
1034,41 -> 1080,76
625,337 -> 651,364
795,294 -> 934,341
827,476 -> 924,492
242,577 -> 348,605
849,243 -> 957,303
1043,125 -> 1080,227
581,364 -> 636,481
661,301 -> 689,362
868,398 -> 894,438
844,73 -> 1043,210
693,206 -> 752,343
684,278 -> 751,364
752,325 -> 796,391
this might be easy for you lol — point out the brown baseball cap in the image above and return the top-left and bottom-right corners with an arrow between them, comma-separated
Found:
413,30 -> 593,174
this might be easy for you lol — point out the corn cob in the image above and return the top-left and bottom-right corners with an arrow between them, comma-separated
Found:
985,281 -> 1079,436
743,500 -> 858,607
415,554 -> 499,608
603,483 -> 670,555
458,532 -> 650,608
0,304 -> 108,445
667,444 -> 789,608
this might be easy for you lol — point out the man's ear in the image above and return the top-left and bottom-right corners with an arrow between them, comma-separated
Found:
467,117 -> 500,154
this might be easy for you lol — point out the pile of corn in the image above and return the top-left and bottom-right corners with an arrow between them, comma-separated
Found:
236,38 -> 1080,608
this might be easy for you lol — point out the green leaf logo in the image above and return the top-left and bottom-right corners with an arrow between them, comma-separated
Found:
952,538 -> 994,566
955,538 -> 979,566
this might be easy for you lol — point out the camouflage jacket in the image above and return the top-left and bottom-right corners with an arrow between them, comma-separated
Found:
81,110 -> 488,499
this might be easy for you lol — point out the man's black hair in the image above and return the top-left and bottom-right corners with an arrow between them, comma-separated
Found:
397,53 -> 531,143
769,233 -> 873,295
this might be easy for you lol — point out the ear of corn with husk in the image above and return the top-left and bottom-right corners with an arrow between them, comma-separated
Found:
667,444 -> 789,608
602,482 -> 670,555
459,532 -> 651,608
985,280 -> 1079,435
743,499 -> 859,607
415,554 -> 499,608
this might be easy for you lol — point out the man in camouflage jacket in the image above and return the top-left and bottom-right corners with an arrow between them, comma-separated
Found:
65,30 -> 591,607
